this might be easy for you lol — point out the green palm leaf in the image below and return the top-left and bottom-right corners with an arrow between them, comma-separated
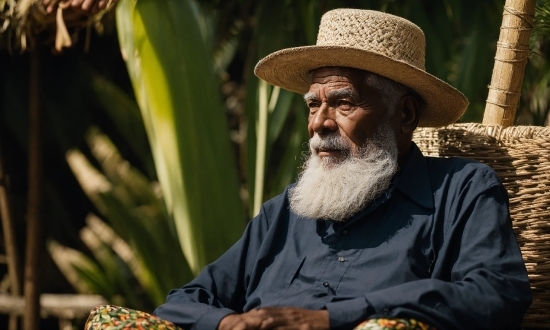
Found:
116,0 -> 245,274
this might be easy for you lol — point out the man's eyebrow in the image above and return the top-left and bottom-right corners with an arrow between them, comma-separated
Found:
303,92 -> 318,102
327,89 -> 358,100
303,89 -> 358,102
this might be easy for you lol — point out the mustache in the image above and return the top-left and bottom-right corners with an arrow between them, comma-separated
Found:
308,134 -> 351,153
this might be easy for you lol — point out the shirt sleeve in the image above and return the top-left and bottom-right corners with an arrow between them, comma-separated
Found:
327,167 -> 532,329
153,207 -> 271,330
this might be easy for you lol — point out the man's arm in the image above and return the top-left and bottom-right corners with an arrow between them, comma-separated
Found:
153,245 -> 244,329
153,208 -> 271,329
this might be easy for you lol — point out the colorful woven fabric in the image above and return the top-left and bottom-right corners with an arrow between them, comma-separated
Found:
85,304 -> 183,330
84,305 -> 435,330
354,318 -> 436,330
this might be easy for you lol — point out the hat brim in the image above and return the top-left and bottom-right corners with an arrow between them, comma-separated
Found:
254,45 -> 469,127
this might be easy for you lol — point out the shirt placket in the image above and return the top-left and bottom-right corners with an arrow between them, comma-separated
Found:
318,244 -> 363,293
315,183 -> 397,294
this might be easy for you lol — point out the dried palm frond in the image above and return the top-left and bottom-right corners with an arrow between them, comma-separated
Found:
0,0 -> 117,52
0,0 -> 17,49
0,0 -> 16,31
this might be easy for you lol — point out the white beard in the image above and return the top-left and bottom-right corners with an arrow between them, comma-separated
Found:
288,124 -> 398,221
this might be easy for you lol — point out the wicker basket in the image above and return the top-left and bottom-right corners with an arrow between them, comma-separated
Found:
413,123 -> 550,329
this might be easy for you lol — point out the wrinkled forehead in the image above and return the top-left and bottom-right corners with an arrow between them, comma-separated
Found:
306,66 -> 382,101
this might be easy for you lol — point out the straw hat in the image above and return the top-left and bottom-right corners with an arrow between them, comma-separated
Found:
254,8 -> 468,127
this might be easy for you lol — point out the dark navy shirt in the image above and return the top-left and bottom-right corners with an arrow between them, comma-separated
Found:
154,143 -> 532,329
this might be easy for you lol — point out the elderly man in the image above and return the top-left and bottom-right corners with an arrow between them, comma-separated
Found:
154,9 -> 532,330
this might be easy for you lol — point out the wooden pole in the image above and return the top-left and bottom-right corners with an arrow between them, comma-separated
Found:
483,0 -> 536,127
0,140 -> 21,330
23,46 -> 43,330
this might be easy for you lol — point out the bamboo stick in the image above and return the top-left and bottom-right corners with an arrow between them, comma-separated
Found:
483,0 -> 536,127
0,293 -> 106,319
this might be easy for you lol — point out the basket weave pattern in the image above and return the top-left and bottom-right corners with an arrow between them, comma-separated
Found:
414,123 -> 550,328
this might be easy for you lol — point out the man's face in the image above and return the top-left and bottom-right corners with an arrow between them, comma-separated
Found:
304,67 -> 393,161
289,67 -> 400,221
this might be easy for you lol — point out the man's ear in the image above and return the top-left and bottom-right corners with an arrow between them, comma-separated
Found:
399,95 -> 420,134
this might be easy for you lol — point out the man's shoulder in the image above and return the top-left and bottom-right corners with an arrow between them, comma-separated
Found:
424,155 -> 489,170
424,155 -> 495,174
423,155 -> 504,192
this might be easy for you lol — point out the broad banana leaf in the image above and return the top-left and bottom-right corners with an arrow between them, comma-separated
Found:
116,0 -> 245,275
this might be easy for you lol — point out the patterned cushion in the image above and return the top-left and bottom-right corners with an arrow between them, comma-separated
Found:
85,305 -> 183,330
85,304 -> 434,330
354,317 -> 436,330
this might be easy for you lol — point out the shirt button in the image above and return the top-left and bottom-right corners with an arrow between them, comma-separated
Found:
338,256 -> 345,262
342,230 -> 348,235
382,308 -> 390,316
323,282 -> 330,287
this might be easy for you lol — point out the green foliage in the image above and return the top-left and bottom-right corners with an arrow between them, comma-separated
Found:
534,0 -> 550,39
91,73 -> 156,178
520,1 -> 550,126
116,0 -> 246,275
51,128 -> 191,311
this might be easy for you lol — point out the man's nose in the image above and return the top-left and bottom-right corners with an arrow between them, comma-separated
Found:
310,104 -> 338,134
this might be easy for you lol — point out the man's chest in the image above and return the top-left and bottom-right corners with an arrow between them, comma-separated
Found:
244,201 -> 437,310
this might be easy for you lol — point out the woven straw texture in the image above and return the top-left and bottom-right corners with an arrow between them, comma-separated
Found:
413,123 -> 550,329
254,9 -> 468,127
315,9 -> 425,69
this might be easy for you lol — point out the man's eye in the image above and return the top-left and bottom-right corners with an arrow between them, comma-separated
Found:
337,100 -> 352,108
307,102 -> 319,109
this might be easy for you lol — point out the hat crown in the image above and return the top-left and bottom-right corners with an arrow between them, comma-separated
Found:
316,9 -> 426,70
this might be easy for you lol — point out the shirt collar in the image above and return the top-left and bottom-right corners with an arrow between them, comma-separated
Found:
396,142 -> 434,209
315,142 -> 434,232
